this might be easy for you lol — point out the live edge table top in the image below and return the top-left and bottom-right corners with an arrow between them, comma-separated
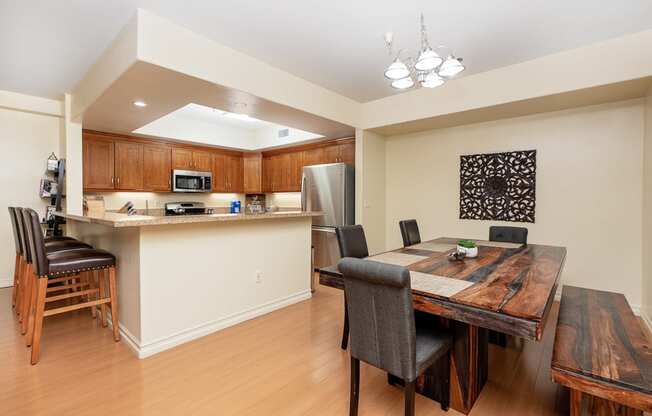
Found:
319,237 -> 567,341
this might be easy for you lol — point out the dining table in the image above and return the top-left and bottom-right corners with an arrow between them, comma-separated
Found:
319,237 -> 567,415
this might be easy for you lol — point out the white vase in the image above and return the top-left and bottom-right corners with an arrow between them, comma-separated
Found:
457,245 -> 478,258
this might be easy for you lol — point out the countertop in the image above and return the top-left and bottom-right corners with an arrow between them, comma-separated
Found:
55,210 -> 323,228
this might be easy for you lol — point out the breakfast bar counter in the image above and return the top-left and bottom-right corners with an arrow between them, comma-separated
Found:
57,210 -> 321,359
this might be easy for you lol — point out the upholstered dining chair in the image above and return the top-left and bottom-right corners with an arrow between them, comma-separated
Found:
489,226 -> 528,245
488,225 -> 528,347
399,219 -> 421,247
338,257 -> 452,415
335,225 -> 369,350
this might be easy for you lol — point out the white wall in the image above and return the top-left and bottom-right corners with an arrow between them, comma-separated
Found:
0,100 -> 63,287
643,88 -> 652,319
384,100 -> 645,308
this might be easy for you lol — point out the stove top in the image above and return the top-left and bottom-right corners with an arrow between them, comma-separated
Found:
164,202 -> 214,216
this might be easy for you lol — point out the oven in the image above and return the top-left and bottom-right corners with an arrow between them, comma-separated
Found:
172,170 -> 212,193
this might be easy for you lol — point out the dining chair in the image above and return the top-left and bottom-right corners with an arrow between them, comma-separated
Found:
335,225 -> 369,350
489,226 -> 528,245
338,257 -> 452,415
399,219 -> 421,247
488,225 -> 528,347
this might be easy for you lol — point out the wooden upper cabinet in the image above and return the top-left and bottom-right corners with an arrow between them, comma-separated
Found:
287,152 -> 303,191
114,142 -> 144,191
339,142 -> 355,164
227,155 -> 244,193
193,151 -> 212,172
83,134 -> 115,190
212,154 -> 228,192
143,144 -> 171,191
302,148 -> 324,167
171,148 -> 193,170
323,145 -> 341,164
244,154 -> 262,194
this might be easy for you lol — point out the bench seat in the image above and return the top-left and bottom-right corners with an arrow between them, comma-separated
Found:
551,285 -> 652,415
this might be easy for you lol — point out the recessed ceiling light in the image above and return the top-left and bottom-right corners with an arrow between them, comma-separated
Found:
133,100 -> 147,108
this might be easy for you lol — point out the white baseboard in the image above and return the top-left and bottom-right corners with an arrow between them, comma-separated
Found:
111,290 -> 312,359
0,278 -> 13,289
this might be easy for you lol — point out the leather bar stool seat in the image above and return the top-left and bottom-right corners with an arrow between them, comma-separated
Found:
45,239 -> 92,252
47,249 -> 116,275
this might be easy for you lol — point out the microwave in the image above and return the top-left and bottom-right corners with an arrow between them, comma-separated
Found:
172,170 -> 212,193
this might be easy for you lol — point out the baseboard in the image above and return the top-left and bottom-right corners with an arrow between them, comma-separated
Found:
0,278 -> 13,289
111,289 -> 312,359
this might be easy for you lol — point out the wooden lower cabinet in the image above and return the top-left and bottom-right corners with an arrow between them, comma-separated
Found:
143,144 -> 172,191
114,142 -> 144,191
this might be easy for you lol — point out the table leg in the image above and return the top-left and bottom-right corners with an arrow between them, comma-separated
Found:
387,320 -> 488,415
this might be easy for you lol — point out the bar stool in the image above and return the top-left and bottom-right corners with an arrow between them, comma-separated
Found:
16,208 -> 93,335
23,208 -> 119,364
8,207 -> 77,312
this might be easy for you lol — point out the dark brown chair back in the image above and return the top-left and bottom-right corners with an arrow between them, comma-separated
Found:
338,257 -> 418,381
8,207 -> 22,255
399,219 -> 421,247
335,225 -> 369,259
489,226 -> 528,245
22,208 -> 49,276
16,208 -> 33,264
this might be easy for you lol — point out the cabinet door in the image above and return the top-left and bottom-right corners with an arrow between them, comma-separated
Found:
114,142 -> 144,191
172,148 -> 193,170
269,155 -> 283,192
229,156 -> 244,193
302,148 -> 324,167
212,153 -> 228,192
287,151 -> 303,191
244,155 -> 262,194
323,145 -> 340,164
339,142 -> 355,165
83,135 -> 115,190
262,156 -> 273,193
143,144 -> 171,191
193,151 -> 212,172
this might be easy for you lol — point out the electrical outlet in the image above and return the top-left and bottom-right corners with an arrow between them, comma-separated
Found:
255,270 -> 263,284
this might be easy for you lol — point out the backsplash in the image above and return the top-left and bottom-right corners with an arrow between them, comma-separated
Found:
265,192 -> 301,209
85,192 -> 245,210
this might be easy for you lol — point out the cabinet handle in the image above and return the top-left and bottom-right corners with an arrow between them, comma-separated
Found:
117,177 -> 120,187
111,176 -> 115,185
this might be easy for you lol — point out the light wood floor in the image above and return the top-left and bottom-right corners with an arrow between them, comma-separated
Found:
0,284 -> 570,416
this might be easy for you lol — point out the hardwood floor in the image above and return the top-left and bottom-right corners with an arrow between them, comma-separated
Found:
0,284 -> 577,415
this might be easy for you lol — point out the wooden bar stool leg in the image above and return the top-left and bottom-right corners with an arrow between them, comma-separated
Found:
85,272 -> 97,319
20,264 -> 34,334
15,257 -> 24,315
30,277 -> 48,365
26,272 -> 40,347
98,269 -> 108,328
108,266 -> 120,342
11,254 -> 20,308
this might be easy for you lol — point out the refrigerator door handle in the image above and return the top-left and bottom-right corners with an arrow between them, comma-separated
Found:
301,173 -> 307,211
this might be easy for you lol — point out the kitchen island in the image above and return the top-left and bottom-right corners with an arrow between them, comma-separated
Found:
56,210 -> 321,358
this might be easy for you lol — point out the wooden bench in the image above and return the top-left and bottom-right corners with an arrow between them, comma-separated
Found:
551,286 -> 652,415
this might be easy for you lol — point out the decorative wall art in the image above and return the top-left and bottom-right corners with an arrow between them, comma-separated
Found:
459,150 -> 536,223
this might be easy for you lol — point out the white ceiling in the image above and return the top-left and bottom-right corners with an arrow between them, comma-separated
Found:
2,1 -> 652,102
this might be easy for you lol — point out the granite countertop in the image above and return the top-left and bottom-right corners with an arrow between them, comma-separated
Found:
54,210 -> 323,228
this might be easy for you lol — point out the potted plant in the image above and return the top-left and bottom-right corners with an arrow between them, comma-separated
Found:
457,239 -> 478,258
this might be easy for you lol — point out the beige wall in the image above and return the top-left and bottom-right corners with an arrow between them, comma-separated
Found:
356,130 -> 387,255
384,100 -> 645,308
643,89 -> 652,319
0,105 -> 62,287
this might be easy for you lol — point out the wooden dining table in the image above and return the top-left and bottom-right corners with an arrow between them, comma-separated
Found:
319,237 -> 567,415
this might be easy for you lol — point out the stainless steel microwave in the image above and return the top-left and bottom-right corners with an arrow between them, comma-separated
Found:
172,170 -> 212,193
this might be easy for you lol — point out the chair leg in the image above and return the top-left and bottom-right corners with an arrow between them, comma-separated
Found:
440,352 -> 450,411
26,272 -> 40,347
15,257 -> 24,314
85,272 -> 96,319
98,269 -> 108,327
341,297 -> 349,350
20,264 -> 34,334
108,266 -> 120,341
405,380 -> 416,416
350,357 -> 360,416
30,277 -> 48,365
11,254 -> 20,308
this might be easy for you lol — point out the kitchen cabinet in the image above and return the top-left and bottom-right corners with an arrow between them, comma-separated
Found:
322,142 -> 355,164
244,154 -> 262,194
114,142 -> 144,190
83,135 -> 115,190
302,147 -> 324,167
172,148 -> 212,171
286,151 -> 303,191
213,154 -> 243,193
143,144 -> 172,191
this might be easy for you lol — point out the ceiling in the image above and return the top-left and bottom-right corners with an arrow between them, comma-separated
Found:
2,1 -> 652,102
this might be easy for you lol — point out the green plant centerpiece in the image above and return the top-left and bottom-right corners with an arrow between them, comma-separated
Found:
457,239 -> 478,258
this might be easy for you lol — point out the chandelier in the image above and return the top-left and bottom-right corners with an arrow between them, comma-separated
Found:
383,14 -> 465,90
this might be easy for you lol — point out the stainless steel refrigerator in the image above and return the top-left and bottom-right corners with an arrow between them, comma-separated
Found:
301,163 -> 355,270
